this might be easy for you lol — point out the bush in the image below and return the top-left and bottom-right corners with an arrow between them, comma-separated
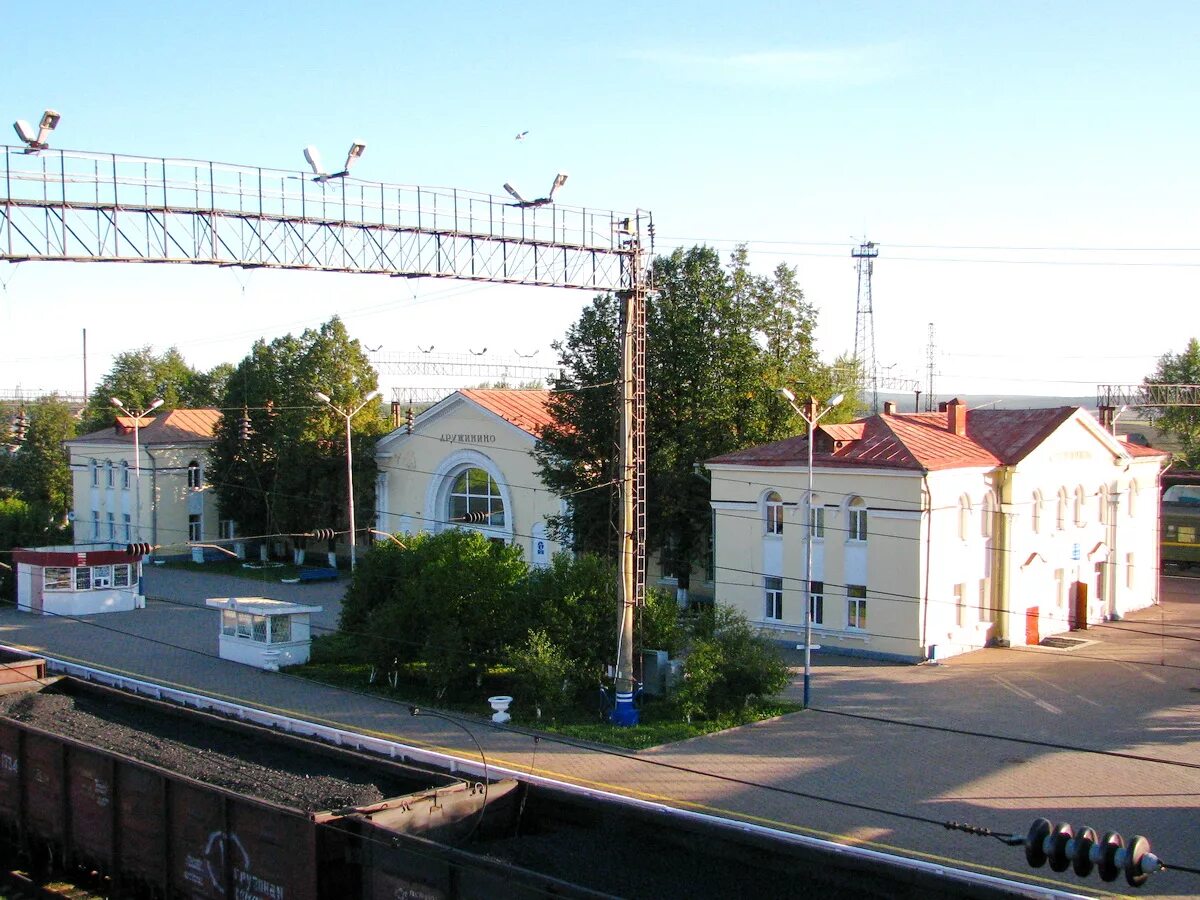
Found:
508,629 -> 575,721
677,604 -> 789,720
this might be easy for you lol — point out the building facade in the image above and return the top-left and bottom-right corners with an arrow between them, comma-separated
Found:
65,410 -> 223,556
374,390 -> 565,565
707,401 -> 1167,662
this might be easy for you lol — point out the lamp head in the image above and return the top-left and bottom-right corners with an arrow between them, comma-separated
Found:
313,391 -> 332,404
303,145 -> 325,177
828,392 -> 845,408
363,389 -> 381,403
776,387 -> 797,403
13,120 -> 36,146
148,398 -> 165,412
110,397 -> 124,409
39,110 -> 60,131
343,141 -> 366,172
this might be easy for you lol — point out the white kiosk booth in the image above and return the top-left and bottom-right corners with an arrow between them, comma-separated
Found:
205,597 -> 322,670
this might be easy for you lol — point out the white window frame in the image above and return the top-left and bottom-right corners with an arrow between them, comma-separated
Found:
43,567 -> 72,591
123,513 -> 131,542
809,505 -> 825,540
958,496 -> 972,541
121,460 -> 130,490
764,576 -> 783,621
90,459 -> 98,487
847,499 -> 867,542
1031,491 -> 1043,534
954,583 -> 966,627
104,459 -> 114,488
1056,489 -> 1068,531
981,493 -> 995,539
187,459 -> 202,489
91,510 -> 100,540
188,514 -> 202,542
808,580 -> 824,625
765,492 -> 783,536
113,564 -> 131,588
1074,486 -> 1087,527
107,511 -> 115,541
219,519 -> 236,540
978,577 -> 993,622
847,585 -> 868,630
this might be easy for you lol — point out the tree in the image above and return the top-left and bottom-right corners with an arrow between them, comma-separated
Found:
208,317 -> 389,544
1144,338 -> 1200,467
534,244 -> 853,587
80,346 -> 226,432
6,397 -> 76,526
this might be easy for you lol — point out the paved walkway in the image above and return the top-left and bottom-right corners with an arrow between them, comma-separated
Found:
2,567 -> 1198,899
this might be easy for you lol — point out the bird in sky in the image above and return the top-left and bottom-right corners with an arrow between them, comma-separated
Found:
514,130 -> 529,141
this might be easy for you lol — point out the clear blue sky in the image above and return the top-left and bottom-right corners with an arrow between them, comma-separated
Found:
3,1 -> 1197,399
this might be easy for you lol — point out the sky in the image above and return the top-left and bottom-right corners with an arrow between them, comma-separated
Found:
2,1 -> 1197,402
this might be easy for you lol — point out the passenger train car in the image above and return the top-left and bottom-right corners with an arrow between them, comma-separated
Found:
1161,470 -> 1200,569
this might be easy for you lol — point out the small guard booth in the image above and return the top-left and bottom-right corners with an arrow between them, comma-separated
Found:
13,544 -> 147,615
205,597 -> 322,669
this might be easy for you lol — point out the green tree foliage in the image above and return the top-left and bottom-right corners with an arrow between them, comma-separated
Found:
207,317 -> 389,541
534,244 -> 853,584
508,629 -> 574,720
0,496 -> 46,599
676,605 -> 790,721
341,529 -> 530,697
6,397 -> 77,526
1144,338 -> 1200,467
80,347 -> 225,432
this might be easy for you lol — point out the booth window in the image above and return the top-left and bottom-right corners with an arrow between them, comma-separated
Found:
75,568 -> 92,591
448,467 -> 505,527
223,609 -> 291,644
113,564 -> 131,588
44,567 -> 72,591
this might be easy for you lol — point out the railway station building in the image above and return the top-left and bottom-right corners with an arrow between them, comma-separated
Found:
705,400 -> 1168,662
65,409 -> 223,557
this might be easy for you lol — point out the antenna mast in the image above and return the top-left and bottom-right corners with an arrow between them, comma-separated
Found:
852,240 -> 880,413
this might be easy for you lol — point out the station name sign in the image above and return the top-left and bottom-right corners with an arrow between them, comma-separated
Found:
440,433 -> 497,445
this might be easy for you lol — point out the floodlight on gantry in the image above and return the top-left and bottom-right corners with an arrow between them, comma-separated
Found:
12,108 -> 60,153
502,172 -> 568,208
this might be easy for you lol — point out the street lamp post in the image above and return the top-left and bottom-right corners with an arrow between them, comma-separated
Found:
110,397 -> 164,546
776,387 -> 844,708
314,390 -> 380,571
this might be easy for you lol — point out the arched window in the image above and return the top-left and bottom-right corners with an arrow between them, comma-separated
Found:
448,466 -> 505,527
120,460 -> 130,490
187,460 -> 202,489
1098,485 -> 1110,525
1056,488 -> 1068,531
90,459 -> 98,487
104,459 -> 114,487
1074,486 -> 1087,527
1032,490 -> 1043,534
981,492 -> 996,539
765,491 -> 783,535
847,497 -> 867,542
958,495 -> 972,541
1128,481 -> 1139,518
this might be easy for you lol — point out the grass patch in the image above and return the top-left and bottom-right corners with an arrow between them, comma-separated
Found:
288,653 -> 802,750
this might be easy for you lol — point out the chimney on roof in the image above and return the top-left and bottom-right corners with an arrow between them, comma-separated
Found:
947,398 -> 966,436
882,401 -> 896,415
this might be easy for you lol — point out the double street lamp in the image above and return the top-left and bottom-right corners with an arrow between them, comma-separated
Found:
110,397 -> 164,545
313,390 -> 380,571
776,387 -> 844,708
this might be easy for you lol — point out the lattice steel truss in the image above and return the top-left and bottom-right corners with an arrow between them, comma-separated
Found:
1,147 -> 642,290
1098,384 -> 1200,408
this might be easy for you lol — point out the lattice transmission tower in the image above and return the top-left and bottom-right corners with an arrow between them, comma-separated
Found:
852,240 -> 880,413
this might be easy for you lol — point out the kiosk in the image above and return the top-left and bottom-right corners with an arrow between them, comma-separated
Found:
205,597 -> 322,669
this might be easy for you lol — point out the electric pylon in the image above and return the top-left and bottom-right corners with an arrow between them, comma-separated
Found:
852,240 -> 880,413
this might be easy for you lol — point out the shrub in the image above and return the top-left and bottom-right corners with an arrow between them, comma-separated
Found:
677,604 -> 789,720
508,629 -> 575,721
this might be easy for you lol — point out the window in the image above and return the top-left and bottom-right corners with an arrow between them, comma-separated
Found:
113,564 -> 131,588
92,565 -> 112,588
75,567 -> 92,591
236,613 -> 252,638
764,576 -> 783,620
187,460 -> 202,489
809,505 -> 825,539
954,583 -> 966,627
123,513 -> 131,542
1098,485 -> 1110,525
188,514 -> 202,542
978,577 -> 993,622
222,610 -> 236,636
44,568 -> 71,591
1126,552 -> 1135,590
270,615 -> 292,643
104,460 -> 114,488
1074,486 -> 1087,527
765,492 -> 783,535
1054,569 -> 1066,608
981,493 -> 995,539
448,467 -> 505,526
219,519 -> 236,540
1094,561 -> 1105,604
808,580 -> 824,625
252,617 -> 268,642
847,498 -> 867,542
91,510 -> 100,540
1032,491 -> 1043,534
847,585 -> 867,629
121,460 -> 130,490
90,459 -> 98,487
107,512 -> 115,541
958,496 -> 972,541
1128,482 -> 1139,518
1056,489 -> 1068,531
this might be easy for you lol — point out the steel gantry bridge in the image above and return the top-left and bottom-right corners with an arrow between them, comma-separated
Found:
0,146 -> 641,290
1,139 -> 651,726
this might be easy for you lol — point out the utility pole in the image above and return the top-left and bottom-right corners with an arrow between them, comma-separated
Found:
612,219 -> 647,727
852,241 -> 880,413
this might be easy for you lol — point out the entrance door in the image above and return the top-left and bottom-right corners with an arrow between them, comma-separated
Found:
1025,607 -> 1039,645
1071,581 -> 1088,630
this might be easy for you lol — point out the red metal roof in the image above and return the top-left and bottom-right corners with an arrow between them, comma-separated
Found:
707,406 -> 1141,472
459,389 -> 554,437
70,409 -> 221,446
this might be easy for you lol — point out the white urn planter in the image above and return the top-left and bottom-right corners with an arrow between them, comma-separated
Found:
487,695 -> 513,723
